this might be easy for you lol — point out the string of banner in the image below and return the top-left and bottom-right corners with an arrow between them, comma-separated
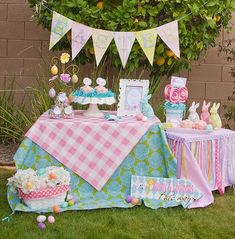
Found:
37,1 -> 209,68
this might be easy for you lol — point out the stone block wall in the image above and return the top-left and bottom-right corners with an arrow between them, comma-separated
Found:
0,1 -> 234,129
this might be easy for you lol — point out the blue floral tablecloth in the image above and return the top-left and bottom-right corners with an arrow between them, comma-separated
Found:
8,125 -> 178,212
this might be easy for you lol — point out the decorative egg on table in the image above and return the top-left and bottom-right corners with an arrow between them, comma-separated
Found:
49,88 -> 56,98
38,222 -> 46,230
26,182 -> 33,190
206,124 -> 213,131
51,65 -> 58,75
37,215 -> 47,223
48,215 -> 55,224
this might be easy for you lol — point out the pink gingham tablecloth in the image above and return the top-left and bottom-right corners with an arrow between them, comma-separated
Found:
25,111 -> 159,190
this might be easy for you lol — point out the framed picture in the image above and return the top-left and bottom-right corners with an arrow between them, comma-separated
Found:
117,79 -> 149,116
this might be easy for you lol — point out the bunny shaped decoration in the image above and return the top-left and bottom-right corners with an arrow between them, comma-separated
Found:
188,101 -> 200,122
210,103 -> 222,129
140,94 -> 155,119
200,100 -> 211,124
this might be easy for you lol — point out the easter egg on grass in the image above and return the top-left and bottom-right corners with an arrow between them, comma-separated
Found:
96,1 -> 104,10
51,65 -> 58,75
48,215 -> 55,224
37,215 -> 46,223
38,222 -> 46,230
53,205 -> 60,214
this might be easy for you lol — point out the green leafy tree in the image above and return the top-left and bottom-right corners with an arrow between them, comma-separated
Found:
28,0 -> 235,95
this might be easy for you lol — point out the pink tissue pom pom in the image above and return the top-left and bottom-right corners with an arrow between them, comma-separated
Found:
164,84 -> 172,100
179,87 -> 188,103
60,73 -> 71,83
169,87 -> 180,104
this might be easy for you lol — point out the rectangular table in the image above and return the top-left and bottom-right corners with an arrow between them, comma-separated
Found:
166,128 -> 235,207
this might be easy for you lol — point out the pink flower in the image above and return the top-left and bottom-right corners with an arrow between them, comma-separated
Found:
179,87 -> 188,103
60,74 -> 71,84
169,87 -> 180,104
164,84 -> 172,100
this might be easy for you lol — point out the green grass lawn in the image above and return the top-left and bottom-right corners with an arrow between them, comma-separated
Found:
1,168 -> 235,239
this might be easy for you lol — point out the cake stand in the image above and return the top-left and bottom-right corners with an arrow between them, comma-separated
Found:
72,96 -> 116,118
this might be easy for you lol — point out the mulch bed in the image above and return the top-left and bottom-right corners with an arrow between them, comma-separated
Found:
0,144 -> 19,166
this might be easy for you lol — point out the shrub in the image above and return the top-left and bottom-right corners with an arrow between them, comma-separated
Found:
28,0 -> 235,95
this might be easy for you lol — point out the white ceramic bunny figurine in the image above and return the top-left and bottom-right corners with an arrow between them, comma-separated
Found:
200,100 -> 211,124
210,103 -> 222,129
140,94 -> 155,119
188,101 -> 200,122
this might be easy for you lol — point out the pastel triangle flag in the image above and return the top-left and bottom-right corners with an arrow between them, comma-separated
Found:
72,22 -> 92,59
92,29 -> 114,66
114,32 -> 135,68
156,20 -> 180,58
49,11 -> 72,50
135,28 -> 157,65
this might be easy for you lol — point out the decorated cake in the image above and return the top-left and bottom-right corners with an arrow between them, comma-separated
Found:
71,77 -> 116,117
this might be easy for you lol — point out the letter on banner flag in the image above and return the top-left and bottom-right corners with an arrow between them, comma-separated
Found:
156,20 -> 180,58
135,29 -> 157,65
72,22 -> 92,59
49,11 -> 72,50
92,29 -> 113,66
114,32 -> 135,68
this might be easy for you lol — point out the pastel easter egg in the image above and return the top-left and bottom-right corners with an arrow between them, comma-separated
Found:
61,201 -> 68,208
37,215 -> 46,223
26,182 -> 33,190
131,198 -> 139,205
72,74 -> 79,84
206,124 -> 213,131
48,215 -> 55,224
38,222 -> 46,230
49,88 -> 56,98
125,196 -> 132,203
136,114 -> 144,121
49,173 -> 57,180
68,200 -> 74,206
51,65 -> 58,75
53,206 -> 60,214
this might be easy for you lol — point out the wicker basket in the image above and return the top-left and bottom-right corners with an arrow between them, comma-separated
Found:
18,185 -> 69,210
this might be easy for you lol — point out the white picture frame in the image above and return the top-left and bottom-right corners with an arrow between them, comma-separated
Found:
117,79 -> 149,116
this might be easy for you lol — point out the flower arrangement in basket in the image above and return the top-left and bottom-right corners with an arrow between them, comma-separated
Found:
8,166 -> 70,210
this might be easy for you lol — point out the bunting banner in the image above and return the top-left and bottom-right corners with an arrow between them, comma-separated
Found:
156,20 -> 180,58
92,29 -> 114,66
135,28 -> 158,65
114,32 -> 136,68
49,11 -> 181,67
72,22 -> 92,60
49,11 -> 72,50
